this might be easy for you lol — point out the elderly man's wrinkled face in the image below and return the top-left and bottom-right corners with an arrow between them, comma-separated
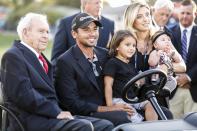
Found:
153,6 -> 172,27
25,18 -> 49,53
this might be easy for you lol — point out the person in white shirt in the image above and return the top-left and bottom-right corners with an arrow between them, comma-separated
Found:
169,0 -> 197,119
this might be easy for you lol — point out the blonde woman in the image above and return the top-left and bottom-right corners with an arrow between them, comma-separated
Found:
123,1 -> 186,119
124,1 -> 157,72
123,1 -> 176,119
124,1 -> 185,77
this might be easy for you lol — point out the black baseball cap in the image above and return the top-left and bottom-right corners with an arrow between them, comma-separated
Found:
72,13 -> 102,31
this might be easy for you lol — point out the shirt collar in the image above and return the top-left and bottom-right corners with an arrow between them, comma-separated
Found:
179,23 -> 194,33
20,41 -> 40,58
84,53 -> 98,62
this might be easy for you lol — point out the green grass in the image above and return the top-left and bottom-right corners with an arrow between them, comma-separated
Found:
0,32 -> 18,59
0,32 -> 52,62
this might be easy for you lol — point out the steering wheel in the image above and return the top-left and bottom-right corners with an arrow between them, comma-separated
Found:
122,69 -> 167,104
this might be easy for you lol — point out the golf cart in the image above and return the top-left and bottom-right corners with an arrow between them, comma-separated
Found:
113,69 -> 197,131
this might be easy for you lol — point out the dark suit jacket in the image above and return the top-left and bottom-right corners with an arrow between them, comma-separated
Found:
55,45 -> 108,116
1,40 -> 61,131
51,13 -> 114,65
169,24 -> 197,102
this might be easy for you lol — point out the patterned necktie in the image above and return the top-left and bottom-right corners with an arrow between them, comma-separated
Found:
181,29 -> 187,62
92,61 -> 102,77
39,54 -> 48,73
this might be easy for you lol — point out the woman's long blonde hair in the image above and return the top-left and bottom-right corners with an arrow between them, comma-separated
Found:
123,1 -> 157,39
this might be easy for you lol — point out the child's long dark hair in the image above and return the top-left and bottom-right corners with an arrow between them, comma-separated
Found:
108,30 -> 137,57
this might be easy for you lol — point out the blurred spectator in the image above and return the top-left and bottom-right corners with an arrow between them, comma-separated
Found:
0,6 -> 10,31
169,0 -> 197,119
152,0 -> 174,29
167,1 -> 182,28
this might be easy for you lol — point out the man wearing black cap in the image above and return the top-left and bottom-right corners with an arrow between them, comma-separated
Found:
51,0 -> 114,68
1,12 -> 113,131
54,13 -> 132,126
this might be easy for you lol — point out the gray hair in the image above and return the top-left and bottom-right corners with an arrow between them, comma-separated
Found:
17,12 -> 48,40
154,0 -> 174,11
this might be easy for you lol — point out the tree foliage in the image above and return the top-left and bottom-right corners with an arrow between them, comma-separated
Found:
55,0 -> 80,8
4,2 -> 64,30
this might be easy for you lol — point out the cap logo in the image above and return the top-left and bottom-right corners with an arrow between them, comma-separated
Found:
79,16 -> 93,21
72,13 -> 102,30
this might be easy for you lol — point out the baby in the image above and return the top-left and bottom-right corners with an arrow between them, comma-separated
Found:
149,30 -> 183,96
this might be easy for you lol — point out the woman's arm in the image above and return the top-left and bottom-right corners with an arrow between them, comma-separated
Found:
172,50 -> 186,73
172,60 -> 186,73
104,75 -> 114,106
170,50 -> 181,63
167,44 -> 186,73
148,50 -> 160,67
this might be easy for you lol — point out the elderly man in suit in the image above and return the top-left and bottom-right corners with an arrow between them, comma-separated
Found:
0,12 -> 113,131
51,0 -> 114,66
169,0 -> 197,119
152,0 -> 174,29
55,13 -> 132,126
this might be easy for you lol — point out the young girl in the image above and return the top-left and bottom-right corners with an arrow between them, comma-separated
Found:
148,30 -> 186,96
104,30 -> 158,123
